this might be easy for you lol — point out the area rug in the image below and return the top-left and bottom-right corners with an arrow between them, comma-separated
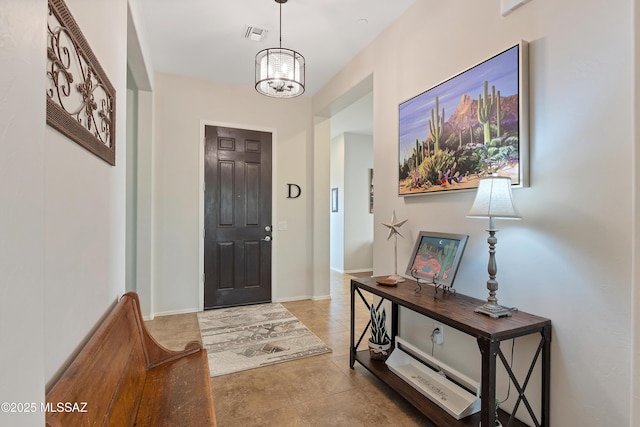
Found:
197,303 -> 332,377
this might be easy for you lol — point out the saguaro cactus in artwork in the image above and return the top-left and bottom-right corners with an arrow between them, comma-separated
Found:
437,240 -> 458,278
429,96 -> 445,152
415,139 -> 422,166
477,81 -> 496,144
496,90 -> 505,137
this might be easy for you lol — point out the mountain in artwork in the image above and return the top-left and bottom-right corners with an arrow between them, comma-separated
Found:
424,92 -> 519,150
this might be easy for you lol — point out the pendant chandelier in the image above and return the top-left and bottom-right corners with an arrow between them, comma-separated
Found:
255,0 -> 305,98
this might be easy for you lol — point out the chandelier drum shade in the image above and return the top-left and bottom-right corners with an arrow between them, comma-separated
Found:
255,0 -> 305,98
255,48 -> 305,97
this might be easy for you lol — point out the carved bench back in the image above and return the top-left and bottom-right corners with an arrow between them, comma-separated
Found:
46,297 -> 148,427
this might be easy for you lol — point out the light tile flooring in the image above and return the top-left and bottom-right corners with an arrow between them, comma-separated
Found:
146,271 -> 433,426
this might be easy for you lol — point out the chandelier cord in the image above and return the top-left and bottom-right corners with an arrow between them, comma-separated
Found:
279,1 -> 282,48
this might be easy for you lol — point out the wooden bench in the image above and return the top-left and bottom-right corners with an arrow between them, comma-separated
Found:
46,292 -> 217,427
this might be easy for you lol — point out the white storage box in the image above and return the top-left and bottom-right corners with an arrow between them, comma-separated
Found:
385,337 -> 481,420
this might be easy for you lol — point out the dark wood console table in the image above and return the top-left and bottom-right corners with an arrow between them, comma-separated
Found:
350,276 -> 551,427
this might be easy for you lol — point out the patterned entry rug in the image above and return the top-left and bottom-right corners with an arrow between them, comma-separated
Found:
197,303 -> 332,377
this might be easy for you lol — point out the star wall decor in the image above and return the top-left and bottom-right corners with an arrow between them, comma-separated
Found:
381,210 -> 407,283
382,211 -> 408,240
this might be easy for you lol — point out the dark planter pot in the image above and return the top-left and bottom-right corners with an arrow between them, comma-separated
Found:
368,339 -> 391,361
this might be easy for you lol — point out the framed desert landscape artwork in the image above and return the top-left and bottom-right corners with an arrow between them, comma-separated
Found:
405,231 -> 468,289
398,41 -> 528,196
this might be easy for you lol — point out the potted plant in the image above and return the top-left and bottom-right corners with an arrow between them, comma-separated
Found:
368,305 -> 392,360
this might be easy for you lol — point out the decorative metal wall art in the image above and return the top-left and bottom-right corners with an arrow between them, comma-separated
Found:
46,0 -> 116,165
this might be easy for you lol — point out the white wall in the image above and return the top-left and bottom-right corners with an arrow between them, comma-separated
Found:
0,0 -> 131,424
330,133 -> 374,272
126,74 -> 138,294
634,0 -> 640,422
151,73 -> 317,314
132,88 -> 155,318
330,133 -> 373,273
0,1 -> 46,425
312,117 -> 332,300
126,0 -> 155,318
330,135 -> 345,271
313,0 -> 635,425
343,133 -> 373,272
43,0 -> 128,382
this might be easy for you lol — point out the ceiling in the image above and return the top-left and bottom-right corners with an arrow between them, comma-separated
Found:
138,0 -> 415,96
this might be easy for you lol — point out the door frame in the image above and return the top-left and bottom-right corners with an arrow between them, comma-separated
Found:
198,120 -> 278,311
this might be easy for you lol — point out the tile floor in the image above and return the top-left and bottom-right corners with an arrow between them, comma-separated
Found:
146,271 -> 433,426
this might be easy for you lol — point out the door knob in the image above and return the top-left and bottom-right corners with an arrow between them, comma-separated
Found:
262,236 -> 272,242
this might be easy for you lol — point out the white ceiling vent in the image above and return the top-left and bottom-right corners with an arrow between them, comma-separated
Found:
243,26 -> 268,42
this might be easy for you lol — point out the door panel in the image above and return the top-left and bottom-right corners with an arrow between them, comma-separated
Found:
204,125 -> 272,309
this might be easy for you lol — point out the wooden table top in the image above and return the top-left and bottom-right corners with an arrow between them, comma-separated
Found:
352,276 -> 551,339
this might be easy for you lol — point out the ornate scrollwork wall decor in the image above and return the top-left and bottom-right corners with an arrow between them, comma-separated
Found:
46,0 -> 116,165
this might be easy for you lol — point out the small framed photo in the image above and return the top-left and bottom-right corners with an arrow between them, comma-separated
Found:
405,231 -> 468,289
331,188 -> 338,212
369,169 -> 374,213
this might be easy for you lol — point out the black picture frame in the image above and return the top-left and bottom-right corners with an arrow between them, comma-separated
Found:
331,188 -> 338,212
369,169 -> 374,213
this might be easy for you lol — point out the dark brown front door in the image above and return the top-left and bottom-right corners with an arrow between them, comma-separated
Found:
204,125 -> 272,309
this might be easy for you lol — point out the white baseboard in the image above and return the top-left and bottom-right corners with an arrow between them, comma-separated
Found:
273,295 -> 312,303
344,268 -> 373,274
331,267 -> 373,274
275,294 -> 331,303
152,307 -> 199,317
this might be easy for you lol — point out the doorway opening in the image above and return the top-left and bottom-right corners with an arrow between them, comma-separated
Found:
329,91 -> 374,276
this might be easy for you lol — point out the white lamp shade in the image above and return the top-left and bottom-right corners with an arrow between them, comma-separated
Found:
255,48 -> 305,98
467,176 -> 521,219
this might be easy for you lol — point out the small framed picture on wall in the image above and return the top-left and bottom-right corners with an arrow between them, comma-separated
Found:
331,188 -> 338,212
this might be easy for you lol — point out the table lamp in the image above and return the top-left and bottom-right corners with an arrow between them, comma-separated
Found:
467,175 -> 521,318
